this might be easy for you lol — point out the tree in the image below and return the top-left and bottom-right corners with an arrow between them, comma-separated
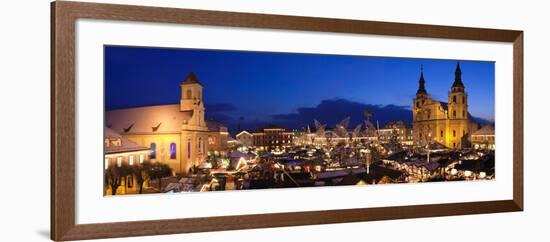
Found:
105,164 -> 131,195
130,162 -> 152,194
389,129 -> 400,145
149,163 -> 173,191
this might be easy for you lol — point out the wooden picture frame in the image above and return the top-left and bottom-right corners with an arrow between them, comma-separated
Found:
51,1 -> 523,241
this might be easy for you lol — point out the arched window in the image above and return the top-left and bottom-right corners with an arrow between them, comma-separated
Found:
462,96 -> 465,104
453,110 -> 456,118
440,130 -> 443,137
186,89 -> 192,99
462,110 -> 465,118
170,142 -> 177,159
453,130 -> 456,137
187,139 -> 191,159
198,138 -> 202,153
453,96 -> 457,103
150,143 -> 156,159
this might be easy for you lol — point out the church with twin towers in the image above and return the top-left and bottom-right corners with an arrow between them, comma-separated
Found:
412,63 -> 479,148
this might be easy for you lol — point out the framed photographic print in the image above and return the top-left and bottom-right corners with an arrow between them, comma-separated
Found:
51,1 -> 523,241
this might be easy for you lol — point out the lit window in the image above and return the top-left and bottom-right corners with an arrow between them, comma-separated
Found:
139,154 -> 144,164
170,142 -> 177,159
129,155 -> 134,166
104,139 -> 110,147
116,157 -> 122,167
150,143 -> 157,159
105,158 -> 109,170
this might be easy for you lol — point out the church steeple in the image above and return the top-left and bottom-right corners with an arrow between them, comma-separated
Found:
182,71 -> 202,86
451,62 -> 465,90
180,71 -> 206,127
416,65 -> 427,95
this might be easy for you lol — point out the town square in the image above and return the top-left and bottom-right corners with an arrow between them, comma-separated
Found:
103,47 -> 495,195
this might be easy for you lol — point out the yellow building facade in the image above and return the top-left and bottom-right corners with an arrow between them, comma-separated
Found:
104,127 -> 150,195
106,72 -> 216,175
412,63 -> 476,148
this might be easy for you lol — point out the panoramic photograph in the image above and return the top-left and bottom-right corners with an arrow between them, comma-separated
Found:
103,46 -> 495,196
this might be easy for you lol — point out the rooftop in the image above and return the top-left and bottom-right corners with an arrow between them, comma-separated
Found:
106,104 -> 193,134
104,127 -> 149,154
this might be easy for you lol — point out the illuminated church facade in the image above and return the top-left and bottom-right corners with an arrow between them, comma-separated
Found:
412,63 -> 478,148
105,72 -> 227,175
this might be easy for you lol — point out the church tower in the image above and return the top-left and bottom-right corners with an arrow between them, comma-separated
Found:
447,62 -> 469,148
179,72 -> 208,175
412,66 -> 429,146
413,66 -> 428,121
180,72 -> 206,127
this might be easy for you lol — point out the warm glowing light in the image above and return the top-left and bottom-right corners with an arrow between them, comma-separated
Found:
479,172 -> 486,179
450,168 -> 458,175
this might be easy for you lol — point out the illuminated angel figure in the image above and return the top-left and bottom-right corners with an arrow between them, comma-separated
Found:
335,116 -> 350,138
352,124 -> 363,138
314,119 -> 326,137
364,111 -> 376,137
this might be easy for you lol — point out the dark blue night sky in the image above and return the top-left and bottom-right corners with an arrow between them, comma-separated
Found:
105,46 -> 495,133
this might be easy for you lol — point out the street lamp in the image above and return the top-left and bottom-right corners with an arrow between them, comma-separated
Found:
360,148 -> 371,174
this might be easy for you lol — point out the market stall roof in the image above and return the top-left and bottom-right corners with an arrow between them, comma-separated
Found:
455,155 -> 495,173
472,125 -> 495,136
164,182 -> 183,193
338,173 -> 361,186
228,152 -> 255,159
316,169 -> 349,179
427,142 -> 447,150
